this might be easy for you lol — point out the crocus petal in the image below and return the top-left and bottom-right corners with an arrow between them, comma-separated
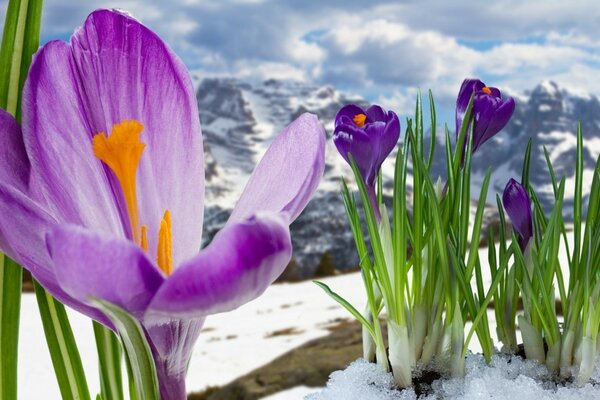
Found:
377,111 -> 401,166
70,10 -> 204,265
366,105 -> 386,122
22,39 -> 126,236
0,109 -> 30,191
228,113 -> 325,224
146,212 -> 292,320
471,94 -> 498,150
478,97 -> 515,148
455,78 -> 485,134
0,183 -> 111,325
334,122 -> 377,183
502,178 -> 533,250
335,104 -> 366,126
47,224 -> 165,318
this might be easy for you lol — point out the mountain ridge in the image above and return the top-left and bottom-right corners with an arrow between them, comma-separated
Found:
198,77 -> 600,276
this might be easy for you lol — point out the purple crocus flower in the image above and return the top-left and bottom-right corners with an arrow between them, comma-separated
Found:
455,79 -> 515,154
502,178 -> 533,251
333,104 -> 400,220
0,10 -> 325,400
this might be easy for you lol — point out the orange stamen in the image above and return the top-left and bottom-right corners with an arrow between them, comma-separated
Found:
157,210 -> 173,276
482,86 -> 492,95
353,113 -> 367,128
92,120 -> 145,244
141,225 -> 148,252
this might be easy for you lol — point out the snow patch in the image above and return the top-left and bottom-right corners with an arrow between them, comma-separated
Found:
307,354 -> 600,400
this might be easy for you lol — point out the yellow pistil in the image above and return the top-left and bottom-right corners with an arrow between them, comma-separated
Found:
482,86 -> 492,95
92,120 -> 146,244
353,113 -> 367,128
157,210 -> 173,276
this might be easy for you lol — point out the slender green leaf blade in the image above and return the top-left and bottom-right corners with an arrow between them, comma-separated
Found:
34,280 -> 91,400
0,256 -> 22,400
93,321 -> 124,400
91,299 -> 160,400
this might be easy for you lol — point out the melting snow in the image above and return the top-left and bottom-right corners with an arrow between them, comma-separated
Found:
307,355 -> 600,400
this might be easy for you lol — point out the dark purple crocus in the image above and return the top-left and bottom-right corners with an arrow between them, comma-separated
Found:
502,178 -> 533,251
0,10 -> 325,400
333,104 -> 400,220
455,79 -> 515,154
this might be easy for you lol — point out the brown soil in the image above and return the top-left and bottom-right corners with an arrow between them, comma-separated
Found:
188,319 -> 444,400
188,319 -> 362,400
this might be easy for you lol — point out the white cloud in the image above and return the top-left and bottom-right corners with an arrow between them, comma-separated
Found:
2,0 -> 600,107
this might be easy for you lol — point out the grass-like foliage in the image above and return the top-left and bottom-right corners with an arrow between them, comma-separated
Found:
318,90 -> 600,388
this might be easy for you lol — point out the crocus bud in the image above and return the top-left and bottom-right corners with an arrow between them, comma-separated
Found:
333,104 -> 400,220
502,178 -> 533,251
455,79 -> 515,154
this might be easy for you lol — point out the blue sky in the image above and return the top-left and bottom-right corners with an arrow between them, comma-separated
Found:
1,0 -> 599,119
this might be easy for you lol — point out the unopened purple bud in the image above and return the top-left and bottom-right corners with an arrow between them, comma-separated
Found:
502,178 -> 533,251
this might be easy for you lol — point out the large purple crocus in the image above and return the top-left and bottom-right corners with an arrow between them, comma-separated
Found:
502,178 -> 533,251
333,104 -> 400,220
0,10 -> 325,400
455,79 -> 515,154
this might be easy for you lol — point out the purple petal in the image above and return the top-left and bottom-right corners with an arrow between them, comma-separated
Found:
335,104 -> 366,127
502,178 -> 533,250
0,109 -> 29,191
455,78 -> 485,134
22,39 -> 126,236
0,183 -> 111,325
485,86 -> 502,98
143,319 -> 204,400
70,10 -> 204,265
47,224 -> 164,318
377,110 -> 400,166
366,105 -> 386,122
334,122 -> 377,185
471,94 -> 499,151
478,97 -> 515,148
228,113 -> 325,224
146,212 -> 292,319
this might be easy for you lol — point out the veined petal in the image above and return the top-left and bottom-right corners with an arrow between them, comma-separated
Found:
22,39 -> 126,236
146,212 -> 292,320
479,97 -> 515,147
0,183 -> 111,325
0,109 -> 30,191
228,113 -> 325,224
47,224 -> 165,318
70,10 -> 204,265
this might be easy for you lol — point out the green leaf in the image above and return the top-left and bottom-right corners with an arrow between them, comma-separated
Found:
33,280 -> 91,400
91,299 -> 160,400
0,256 -> 22,400
0,0 -> 43,398
0,0 -> 43,118
93,321 -> 124,400
313,280 -> 375,337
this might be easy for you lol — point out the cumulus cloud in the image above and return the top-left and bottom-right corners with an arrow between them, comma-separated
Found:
1,0 -> 599,113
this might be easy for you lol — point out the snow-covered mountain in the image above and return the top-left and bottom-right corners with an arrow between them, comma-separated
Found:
198,78 -> 600,276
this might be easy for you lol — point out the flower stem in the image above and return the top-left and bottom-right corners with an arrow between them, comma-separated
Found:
367,184 -> 381,223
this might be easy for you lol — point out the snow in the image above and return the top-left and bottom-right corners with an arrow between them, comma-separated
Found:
18,272 -> 369,399
307,355 -> 600,400
539,104 -> 552,112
